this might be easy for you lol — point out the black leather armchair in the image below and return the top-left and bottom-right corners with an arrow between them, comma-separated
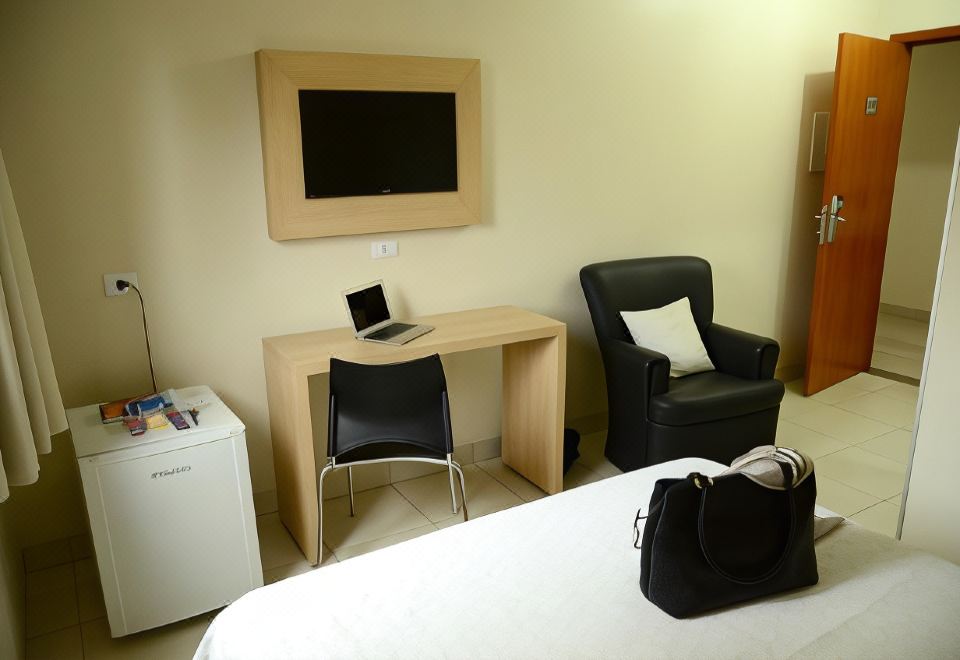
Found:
580,257 -> 784,471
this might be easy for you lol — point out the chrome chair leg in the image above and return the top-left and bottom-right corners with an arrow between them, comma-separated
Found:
448,457 -> 468,521
348,466 -> 356,517
317,462 -> 334,567
447,455 -> 459,514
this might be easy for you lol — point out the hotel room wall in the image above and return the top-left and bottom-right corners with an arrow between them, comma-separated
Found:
0,2 -> 956,548
881,42 -> 960,313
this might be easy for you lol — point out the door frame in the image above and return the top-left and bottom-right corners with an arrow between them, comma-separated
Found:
803,25 -> 960,395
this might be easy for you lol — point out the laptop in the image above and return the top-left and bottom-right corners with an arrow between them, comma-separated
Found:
342,280 -> 434,345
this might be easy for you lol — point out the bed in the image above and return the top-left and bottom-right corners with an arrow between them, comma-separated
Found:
195,458 -> 960,659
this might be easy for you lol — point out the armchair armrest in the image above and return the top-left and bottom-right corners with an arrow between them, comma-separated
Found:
706,324 -> 779,380
601,339 -> 671,400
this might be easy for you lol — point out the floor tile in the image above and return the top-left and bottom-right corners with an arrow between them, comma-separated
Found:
80,614 -> 212,660
394,465 -> 522,524
844,371 -> 901,392
875,313 -> 928,347
790,404 -> 895,444
322,485 -> 432,548
255,513 -> 306,571
252,489 -> 278,517
68,535 -> 92,562
575,432 -> 623,479
564,463 -> 602,490
859,429 -> 913,465
811,379 -> 873,405
262,547 -> 336,585
23,539 -> 73,573
888,493 -> 903,506
320,462 -> 392,501
26,625 -> 83,660
874,335 -> 925,360
875,381 -> 920,405
775,420 -> 848,459
815,476 -> 882,517
816,447 -> 907,499
871,351 -> 923,380
836,391 -> 918,429
476,457 -> 546,502
779,382 -> 834,420
850,500 -> 901,538
26,563 -> 78,639
263,560 -> 317,585
333,524 -> 436,561
75,558 -> 107,623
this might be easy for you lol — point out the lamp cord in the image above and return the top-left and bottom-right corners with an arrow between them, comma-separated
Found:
128,283 -> 158,393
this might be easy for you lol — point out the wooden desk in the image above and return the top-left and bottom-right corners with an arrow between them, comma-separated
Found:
263,305 -> 567,564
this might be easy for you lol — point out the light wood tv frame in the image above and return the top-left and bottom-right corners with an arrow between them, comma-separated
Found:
255,50 -> 481,240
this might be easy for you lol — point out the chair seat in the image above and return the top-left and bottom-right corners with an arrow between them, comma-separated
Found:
648,371 -> 784,426
336,439 -> 447,464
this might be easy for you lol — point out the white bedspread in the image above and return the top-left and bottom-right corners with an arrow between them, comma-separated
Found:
195,458 -> 960,659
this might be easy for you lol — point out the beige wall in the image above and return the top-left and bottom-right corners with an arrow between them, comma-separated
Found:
901,128 -> 960,563
881,42 -> 960,312
0,2 -> 957,550
0,0 -> 865,497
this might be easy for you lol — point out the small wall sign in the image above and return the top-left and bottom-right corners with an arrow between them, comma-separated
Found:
865,96 -> 878,115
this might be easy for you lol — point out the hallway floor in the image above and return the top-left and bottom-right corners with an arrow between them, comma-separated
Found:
871,312 -> 928,381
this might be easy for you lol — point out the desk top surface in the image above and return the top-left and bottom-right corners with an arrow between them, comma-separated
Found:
262,305 -> 564,373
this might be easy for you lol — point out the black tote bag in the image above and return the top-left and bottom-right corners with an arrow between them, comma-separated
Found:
638,448 -> 819,618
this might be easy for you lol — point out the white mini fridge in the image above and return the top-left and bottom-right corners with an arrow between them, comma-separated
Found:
68,386 -> 263,637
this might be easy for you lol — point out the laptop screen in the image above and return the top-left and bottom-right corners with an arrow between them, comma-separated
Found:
346,283 -> 391,331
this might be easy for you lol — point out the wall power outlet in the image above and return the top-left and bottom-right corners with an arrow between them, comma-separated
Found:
104,272 -> 139,296
371,240 -> 398,259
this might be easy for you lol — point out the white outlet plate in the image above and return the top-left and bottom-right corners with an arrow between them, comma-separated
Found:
104,272 -> 139,297
370,240 -> 398,259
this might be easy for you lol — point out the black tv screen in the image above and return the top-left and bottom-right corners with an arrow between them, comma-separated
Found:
298,90 -> 458,199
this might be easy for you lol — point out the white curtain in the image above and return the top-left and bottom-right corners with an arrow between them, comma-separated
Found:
0,149 -> 66,502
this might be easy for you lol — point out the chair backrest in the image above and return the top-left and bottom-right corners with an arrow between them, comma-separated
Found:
579,256 -> 714,343
328,354 -> 452,461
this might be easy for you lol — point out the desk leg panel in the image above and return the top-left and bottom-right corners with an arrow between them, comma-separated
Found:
263,349 -> 319,564
501,331 -> 566,494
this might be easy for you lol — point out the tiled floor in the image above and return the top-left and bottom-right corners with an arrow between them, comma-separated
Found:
779,372 -> 916,538
23,373 -> 916,658
871,312 -> 928,380
22,443 -> 618,659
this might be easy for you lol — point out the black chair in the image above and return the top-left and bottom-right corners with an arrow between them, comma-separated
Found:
580,257 -> 785,471
319,354 -> 467,552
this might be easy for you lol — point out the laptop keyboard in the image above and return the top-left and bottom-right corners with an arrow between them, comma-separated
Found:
366,323 -> 416,341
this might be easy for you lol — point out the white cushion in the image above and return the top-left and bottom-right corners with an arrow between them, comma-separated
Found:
620,298 -> 715,378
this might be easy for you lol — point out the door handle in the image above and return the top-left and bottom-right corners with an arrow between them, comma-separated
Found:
826,213 -> 846,243
818,195 -> 845,245
815,205 -> 828,245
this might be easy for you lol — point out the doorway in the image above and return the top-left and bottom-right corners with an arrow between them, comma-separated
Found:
871,41 -> 960,383
779,28 -> 960,539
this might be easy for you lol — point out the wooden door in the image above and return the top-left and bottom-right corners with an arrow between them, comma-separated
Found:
804,34 -> 911,395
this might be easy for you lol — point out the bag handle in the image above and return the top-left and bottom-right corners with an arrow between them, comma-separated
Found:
695,461 -> 799,585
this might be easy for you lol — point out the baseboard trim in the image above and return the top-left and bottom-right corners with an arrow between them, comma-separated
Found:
867,367 -> 921,386
775,363 -> 804,383
879,302 -> 931,323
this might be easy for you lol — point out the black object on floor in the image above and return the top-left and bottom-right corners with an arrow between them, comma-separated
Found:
563,428 -> 581,475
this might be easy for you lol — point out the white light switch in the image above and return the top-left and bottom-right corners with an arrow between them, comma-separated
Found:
371,240 -> 398,259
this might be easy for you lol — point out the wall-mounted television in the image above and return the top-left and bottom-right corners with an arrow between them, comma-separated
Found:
255,50 -> 480,240
298,90 -> 459,199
